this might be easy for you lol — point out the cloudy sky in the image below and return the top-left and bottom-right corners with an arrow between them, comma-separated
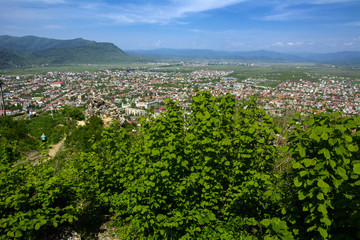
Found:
0,0 -> 359,52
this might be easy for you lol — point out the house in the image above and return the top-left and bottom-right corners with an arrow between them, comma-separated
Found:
136,101 -> 158,109
124,107 -> 146,116
51,81 -> 63,88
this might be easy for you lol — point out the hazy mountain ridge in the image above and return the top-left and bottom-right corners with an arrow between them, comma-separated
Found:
0,35 -> 142,67
129,48 -> 360,63
0,36 -> 359,68
298,51 -> 360,63
0,35 -> 96,54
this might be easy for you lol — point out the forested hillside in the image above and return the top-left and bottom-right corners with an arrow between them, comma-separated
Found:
0,36 -> 143,67
0,36 -> 96,54
1,92 -> 359,239
0,50 -> 25,68
29,43 -> 138,65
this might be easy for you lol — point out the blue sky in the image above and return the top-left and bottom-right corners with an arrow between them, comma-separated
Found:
0,0 -> 359,53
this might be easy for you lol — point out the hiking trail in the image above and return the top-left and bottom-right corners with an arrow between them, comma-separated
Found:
48,136 -> 66,157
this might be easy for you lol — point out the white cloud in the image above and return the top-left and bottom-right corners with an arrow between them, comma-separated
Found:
231,42 -> 244,47
44,24 -> 64,29
101,0 -> 248,24
41,0 -> 65,3
262,6 -> 316,21
13,0 -> 66,3
310,0 -> 354,4
152,40 -> 161,48
272,41 -> 306,47
263,12 -> 293,21
174,0 -> 247,15
273,0 -> 355,6
287,42 -> 303,46
175,21 -> 189,25
260,0 -> 356,21
273,41 -> 285,47
79,2 -> 102,10
343,22 -> 360,26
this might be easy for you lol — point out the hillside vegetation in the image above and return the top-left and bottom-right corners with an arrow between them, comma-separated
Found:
1,93 -> 359,239
0,36 -> 96,54
0,50 -> 26,68
0,36 -> 143,67
29,43 -> 137,65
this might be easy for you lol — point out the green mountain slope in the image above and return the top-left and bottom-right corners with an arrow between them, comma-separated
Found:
29,42 -> 139,64
0,35 -> 143,66
0,35 -> 96,54
0,50 -> 26,68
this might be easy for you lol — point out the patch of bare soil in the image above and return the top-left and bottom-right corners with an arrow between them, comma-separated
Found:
48,137 -> 66,158
62,224 -> 119,240
77,120 -> 85,126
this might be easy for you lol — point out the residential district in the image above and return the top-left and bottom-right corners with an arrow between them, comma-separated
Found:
1,68 -> 359,123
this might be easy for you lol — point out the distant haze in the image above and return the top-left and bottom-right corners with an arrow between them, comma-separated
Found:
0,0 -> 359,53
0,36 -> 359,68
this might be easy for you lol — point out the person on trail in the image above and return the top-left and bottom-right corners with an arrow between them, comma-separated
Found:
41,133 -> 46,143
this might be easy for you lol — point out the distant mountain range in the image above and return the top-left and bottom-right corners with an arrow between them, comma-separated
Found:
0,35 -> 359,68
129,48 -> 360,64
0,35 -> 143,68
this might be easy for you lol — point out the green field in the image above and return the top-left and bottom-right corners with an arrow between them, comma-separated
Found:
1,62 -> 359,93
2,62 -> 360,79
0,63 -> 149,75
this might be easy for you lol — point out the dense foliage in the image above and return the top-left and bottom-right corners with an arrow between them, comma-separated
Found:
61,106 -> 85,121
0,116 -> 39,152
285,111 -> 360,239
0,92 -> 359,239
65,116 -> 104,153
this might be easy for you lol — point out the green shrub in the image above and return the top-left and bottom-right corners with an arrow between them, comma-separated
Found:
0,117 -> 27,141
286,111 -> 360,239
61,106 -> 85,121
0,155 -> 81,239
1,93 -> 359,240
107,93 -> 287,239
65,116 -> 104,152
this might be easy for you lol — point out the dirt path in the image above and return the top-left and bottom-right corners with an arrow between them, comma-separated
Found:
77,120 -> 85,126
48,120 -> 85,157
48,136 -> 66,157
